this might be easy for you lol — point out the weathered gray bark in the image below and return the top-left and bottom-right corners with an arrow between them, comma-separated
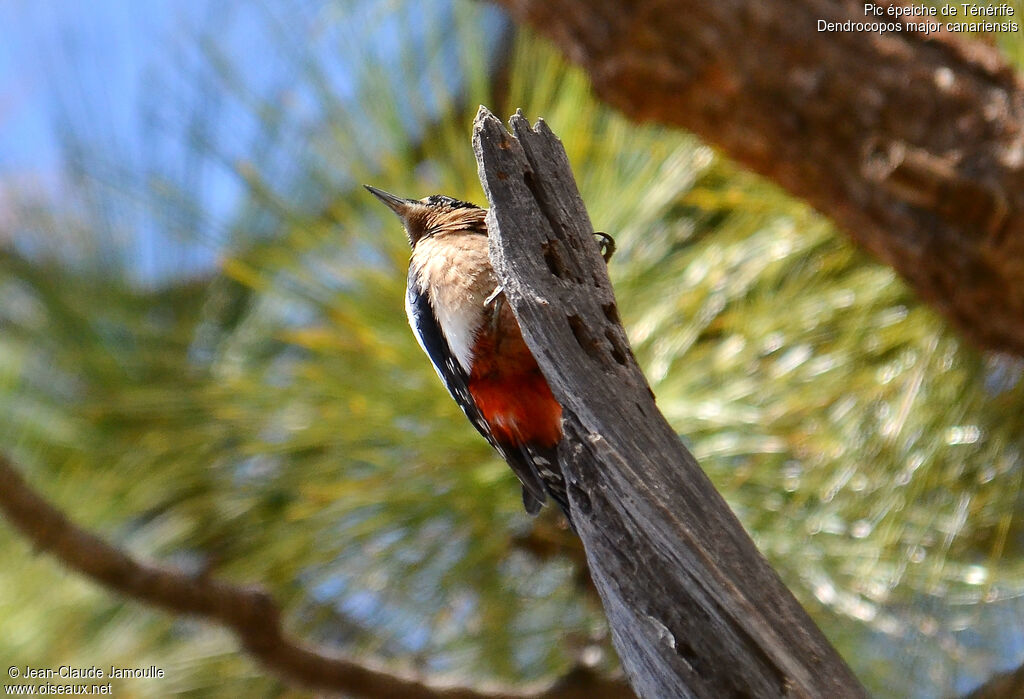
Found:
493,0 -> 1024,357
474,107 -> 867,698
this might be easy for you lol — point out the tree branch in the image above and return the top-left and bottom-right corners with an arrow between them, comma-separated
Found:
474,106 -> 866,697
0,454 -> 630,699
492,0 -> 1024,357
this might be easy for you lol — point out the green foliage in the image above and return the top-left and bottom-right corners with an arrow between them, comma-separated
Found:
1,1 -> 1023,697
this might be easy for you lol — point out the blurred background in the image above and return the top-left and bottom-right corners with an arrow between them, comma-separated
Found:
1,0 -> 1023,696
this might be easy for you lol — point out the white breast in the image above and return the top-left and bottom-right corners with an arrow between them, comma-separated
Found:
429,292 -> 480,373
409,233 -> 496,374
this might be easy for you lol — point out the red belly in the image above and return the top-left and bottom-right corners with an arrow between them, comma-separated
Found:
469,370 -> 562,447
468,347 -> 562,448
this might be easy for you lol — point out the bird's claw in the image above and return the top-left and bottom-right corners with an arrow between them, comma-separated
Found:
594,231 -> 616,263
485,286 -> 504,307
486,286 -> 505,335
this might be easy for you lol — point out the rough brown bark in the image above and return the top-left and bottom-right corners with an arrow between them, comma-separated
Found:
474,107 -> 867,698
0,454 -> 630,699
492,0 -> 1024,357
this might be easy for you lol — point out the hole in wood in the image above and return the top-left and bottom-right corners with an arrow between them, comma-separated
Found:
602,302 -> 621,326
568,483 -> 592,515
567,314 -> 601,359
522,169 -> 538,193
674,638 -> 699,669
605,328 -> 629,366
542,241 -> 566,279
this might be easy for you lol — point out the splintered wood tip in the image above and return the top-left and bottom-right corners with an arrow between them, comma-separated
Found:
474,105 -> 497,126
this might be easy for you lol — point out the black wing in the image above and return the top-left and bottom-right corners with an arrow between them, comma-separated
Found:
405,267 -> 548,513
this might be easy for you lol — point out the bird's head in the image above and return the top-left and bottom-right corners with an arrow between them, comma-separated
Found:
365,185 -> 484,247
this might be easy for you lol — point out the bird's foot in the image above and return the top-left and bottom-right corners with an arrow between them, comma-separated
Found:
594,231 -> 616,263
485,286 -> 505,334
485,286 -> 504,307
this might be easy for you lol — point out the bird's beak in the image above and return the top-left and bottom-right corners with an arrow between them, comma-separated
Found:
364,185 -> 418,218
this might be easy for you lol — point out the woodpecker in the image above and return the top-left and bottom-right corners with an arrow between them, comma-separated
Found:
366,185 -> 612,520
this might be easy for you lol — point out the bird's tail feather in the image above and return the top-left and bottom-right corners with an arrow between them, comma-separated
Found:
521,443 -> 572,525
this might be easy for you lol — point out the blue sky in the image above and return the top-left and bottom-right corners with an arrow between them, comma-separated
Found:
0,1 -> 217,279
0,1 -> 283,280
0,0 -> 500,281
0,1 -> 181,175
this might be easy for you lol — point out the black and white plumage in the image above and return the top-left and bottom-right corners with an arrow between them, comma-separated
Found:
405,270 -> 554,514
366,185 -> 571,519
